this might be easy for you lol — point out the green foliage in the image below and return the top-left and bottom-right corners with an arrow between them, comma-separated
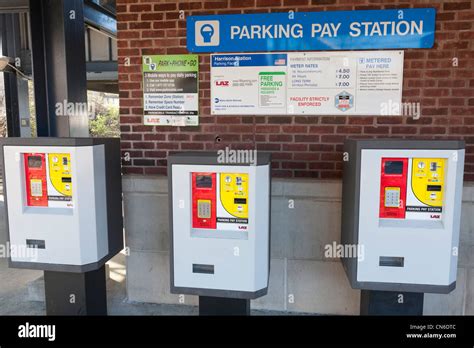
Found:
89,106 -> 120,138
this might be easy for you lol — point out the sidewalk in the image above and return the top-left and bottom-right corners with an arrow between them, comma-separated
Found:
0,193 -> 291,316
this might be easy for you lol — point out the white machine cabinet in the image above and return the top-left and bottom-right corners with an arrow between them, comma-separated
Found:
0,138 -> 123,272
341,139 -> 465,293
168,152 -> 271,299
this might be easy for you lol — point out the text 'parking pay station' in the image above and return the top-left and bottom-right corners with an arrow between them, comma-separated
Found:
168,152 -> 271,315
0,138 -> 123,315
341,139 -> 465,315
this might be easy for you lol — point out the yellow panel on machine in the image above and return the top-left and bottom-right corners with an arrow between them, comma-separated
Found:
411,158 -> 445,207
220,173 -> 248,219
48,153 -> 72,196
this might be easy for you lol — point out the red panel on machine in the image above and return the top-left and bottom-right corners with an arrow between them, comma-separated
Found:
192,172 -> 216,229
24,153 -> 48,207
379,158 -> 408,219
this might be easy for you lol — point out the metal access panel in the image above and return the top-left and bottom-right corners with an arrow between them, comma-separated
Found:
168,152 -> 271,299
0,138 -> 123,272
341,139 -> 465,293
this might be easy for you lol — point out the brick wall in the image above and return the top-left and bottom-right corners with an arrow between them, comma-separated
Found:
117,0 -> 474,180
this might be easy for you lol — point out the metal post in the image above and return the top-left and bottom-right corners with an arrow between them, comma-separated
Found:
29,0 -> 89,137
360,290 -> 424,316
199,296 -> 251,316
44,266 -> 107,315
0,13 -> 21,137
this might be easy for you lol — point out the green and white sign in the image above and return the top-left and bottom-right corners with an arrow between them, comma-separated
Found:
258,72 -> 286,108
143,54 -> 199,126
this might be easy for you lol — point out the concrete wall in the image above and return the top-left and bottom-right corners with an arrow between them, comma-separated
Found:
123,175 -> 474,315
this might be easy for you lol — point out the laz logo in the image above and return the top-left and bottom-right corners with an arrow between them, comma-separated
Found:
430,214 -> 440,219
215,80 -> 230,87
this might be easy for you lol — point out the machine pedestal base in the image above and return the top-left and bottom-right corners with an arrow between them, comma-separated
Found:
44,266 -> 107,315
360,290 -> 424,315
199,296 -> 250,316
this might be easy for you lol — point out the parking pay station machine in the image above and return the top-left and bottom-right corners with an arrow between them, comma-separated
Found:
341,139 -> 465,315
0,138 -> 123,315
168,152 -> 271,315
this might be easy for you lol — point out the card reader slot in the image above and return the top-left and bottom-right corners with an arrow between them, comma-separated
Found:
26,239 -> 46,249
234,198 -> 247,204
192,263 -> 214,274
379,256 -> 404,267
427,185 -> 441,192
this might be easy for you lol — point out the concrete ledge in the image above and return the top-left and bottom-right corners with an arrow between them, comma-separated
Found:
126,250 -> 198,306
286,259 -> 360,315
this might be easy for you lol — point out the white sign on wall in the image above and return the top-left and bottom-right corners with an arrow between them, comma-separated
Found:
211,51 -> 404,116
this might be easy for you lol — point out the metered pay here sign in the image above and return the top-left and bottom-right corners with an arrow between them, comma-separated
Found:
168,152 -> 271,314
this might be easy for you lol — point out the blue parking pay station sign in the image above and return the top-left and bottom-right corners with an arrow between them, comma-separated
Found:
187,8 -> 436,53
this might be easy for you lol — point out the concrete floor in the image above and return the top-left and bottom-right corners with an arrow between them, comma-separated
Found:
0,192 -> 294,316
0,251 -> 292,315
0,251 -> 198,316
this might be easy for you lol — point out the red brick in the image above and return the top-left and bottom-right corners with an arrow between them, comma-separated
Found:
376,117 -> 403,125
257,143 -> 281,151
269,134 -> 293,142
230,0 -> 255,7
294,135 -> 320,142
308,162 -> 334,170
311,0 -> 336,4
118,31 -> 139,39
255,125 -> 280,133
129,4 -> 151,12
141,13 -> 164,21
309,126 -> 335,134
281,126 -> 307,133
336,126 -> 362,134
142,30 -> 166,38
283,0 -> 307,5
133,142 -> 155,149
321,116 -> 345,124
181,143 -> 205,150
154,3 -> 177,11
282,162 -> 307,169
116,0 -> 474,180
364,126 -> 390,134
204,1 -> 228,9
443,2 -> 471,11
420,127 -> 447,135
293,153 -> 320,161
391,127 -> 417,135
348,117 -> 373,125
144,134 -> 166,141
257,0 -> 281,7
153,21 -> 176,29
444,22 -> 471,31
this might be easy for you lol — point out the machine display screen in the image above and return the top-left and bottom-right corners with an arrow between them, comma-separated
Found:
196,175 -> 213,188
384,161 -> 403,174
27,156 -> 42,168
